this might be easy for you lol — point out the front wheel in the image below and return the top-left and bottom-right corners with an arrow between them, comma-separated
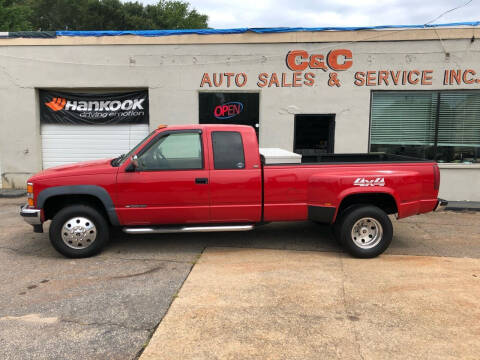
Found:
336,205 -> 393,258
49,205 -> 110,258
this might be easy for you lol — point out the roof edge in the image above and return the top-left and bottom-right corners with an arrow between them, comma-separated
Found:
1,23 -> 479,46
56,21 -> 480,37
1,21 -> 480,39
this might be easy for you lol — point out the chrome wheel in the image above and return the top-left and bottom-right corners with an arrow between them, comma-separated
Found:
61,217 -> 97,250
351,217 -> 383,249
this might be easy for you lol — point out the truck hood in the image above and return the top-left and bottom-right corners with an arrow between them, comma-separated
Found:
30,159 -> 117,181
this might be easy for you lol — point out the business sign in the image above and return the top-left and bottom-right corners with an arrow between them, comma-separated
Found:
199,48 -> 480,88
199,93 -> 259,133
214,102 -> 244,120
39,90 -> 149,125
199,49 -> 353,89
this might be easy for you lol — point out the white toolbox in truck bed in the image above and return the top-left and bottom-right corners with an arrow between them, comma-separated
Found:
259,148 -> 302,164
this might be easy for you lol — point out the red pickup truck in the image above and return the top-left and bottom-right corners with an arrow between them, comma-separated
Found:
21,124 -> 446,259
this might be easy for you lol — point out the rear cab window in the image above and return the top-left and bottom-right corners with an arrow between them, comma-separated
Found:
211,131 -> 245,170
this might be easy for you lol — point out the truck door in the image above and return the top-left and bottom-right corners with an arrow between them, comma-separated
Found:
116,130 -> 210,225
208,129 -> 262,223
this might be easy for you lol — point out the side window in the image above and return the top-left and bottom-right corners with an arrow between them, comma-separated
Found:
212,131 -> 245,170
138,132 -> 203,170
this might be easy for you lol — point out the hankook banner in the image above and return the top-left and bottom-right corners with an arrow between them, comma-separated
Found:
39,90 -> 149,125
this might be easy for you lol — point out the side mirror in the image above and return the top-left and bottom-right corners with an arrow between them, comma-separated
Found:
125,155 -> 139,172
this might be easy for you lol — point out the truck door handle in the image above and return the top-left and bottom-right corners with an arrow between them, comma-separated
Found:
195,178 -> 208,184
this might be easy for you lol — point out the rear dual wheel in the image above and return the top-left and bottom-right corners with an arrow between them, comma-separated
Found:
335,205 -> 393,258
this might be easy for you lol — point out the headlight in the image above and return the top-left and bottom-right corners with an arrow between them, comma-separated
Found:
27,182 -> 34,207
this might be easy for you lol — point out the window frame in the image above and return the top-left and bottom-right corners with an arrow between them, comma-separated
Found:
199,91 -> 261,139
369,89 -> 480,163
118,130 -> 157,166
135,129 -> 205,171
211,130 -> 246,170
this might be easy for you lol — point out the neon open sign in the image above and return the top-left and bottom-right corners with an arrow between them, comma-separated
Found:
214,102 -> 244,120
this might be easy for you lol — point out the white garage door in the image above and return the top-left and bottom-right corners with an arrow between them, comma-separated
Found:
41,124 -> 149,169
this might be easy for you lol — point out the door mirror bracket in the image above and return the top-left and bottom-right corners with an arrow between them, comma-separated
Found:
125,155 -> 139,172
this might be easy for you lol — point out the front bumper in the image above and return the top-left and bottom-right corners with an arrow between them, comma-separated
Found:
20,205 -> 42,225
434,198 -> 448,212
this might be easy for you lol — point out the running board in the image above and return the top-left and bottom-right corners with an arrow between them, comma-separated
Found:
122,224 -> 254,235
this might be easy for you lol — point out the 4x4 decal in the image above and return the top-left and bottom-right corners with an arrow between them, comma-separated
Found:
353,177 -> 385,187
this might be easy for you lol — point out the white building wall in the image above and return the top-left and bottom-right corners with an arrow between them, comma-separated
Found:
0,37 -> 479,200
438,164 -> 480,201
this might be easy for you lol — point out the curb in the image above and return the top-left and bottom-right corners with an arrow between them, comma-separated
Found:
446,201 -> 480,212
0,190 -> 27,198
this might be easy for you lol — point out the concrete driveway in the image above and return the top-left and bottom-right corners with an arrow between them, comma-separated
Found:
0,196 -> 479,359
141,248 -> 480,360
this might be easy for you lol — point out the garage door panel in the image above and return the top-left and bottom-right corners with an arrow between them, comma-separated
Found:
41,124 -> 149,169
42,141 -> 133,149
42,130 -> 147,137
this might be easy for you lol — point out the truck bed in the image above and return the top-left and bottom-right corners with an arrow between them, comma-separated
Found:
261,153 -> 438,222
266,153 -> 432,165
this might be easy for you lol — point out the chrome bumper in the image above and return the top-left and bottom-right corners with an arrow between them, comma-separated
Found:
434,198 -> 448,212
20,205 -> 42,225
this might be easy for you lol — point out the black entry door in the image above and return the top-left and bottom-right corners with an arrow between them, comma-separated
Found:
294,114 -> 335,161
199,92 -> 259,137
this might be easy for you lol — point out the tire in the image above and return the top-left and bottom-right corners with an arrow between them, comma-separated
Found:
336,205 -> 393,258
49,205 -> 110,258
333,204 -> 361,244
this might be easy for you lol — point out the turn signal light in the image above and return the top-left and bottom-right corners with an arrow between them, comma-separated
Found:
27,182 -> 34,207
157,124 -> 167,129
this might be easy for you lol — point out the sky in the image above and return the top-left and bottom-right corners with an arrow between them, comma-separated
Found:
134,0 -> 479,29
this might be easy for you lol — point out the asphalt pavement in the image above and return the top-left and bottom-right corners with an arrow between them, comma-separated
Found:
0,196 -> 479,359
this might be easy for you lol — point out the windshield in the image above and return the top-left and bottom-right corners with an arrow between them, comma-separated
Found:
111,130 -> 157,167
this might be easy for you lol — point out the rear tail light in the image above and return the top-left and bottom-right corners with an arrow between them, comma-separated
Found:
433,164 -> 440,191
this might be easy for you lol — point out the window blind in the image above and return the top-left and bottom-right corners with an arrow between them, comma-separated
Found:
437,92 -> 480,147
370,92 -> 437,145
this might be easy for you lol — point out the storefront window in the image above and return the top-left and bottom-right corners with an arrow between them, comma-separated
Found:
199,92 -> 259,138
370,91 -> 480,163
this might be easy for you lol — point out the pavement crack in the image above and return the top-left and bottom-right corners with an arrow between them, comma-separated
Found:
339,255 -> 366,360
0,245 -> 42,256
204,244 -> 340,254
59,318 -> 153,332
0,245 -> 19,252
107,264 -> 166,280
114,257 -> 193,264
400,220 -> 480,228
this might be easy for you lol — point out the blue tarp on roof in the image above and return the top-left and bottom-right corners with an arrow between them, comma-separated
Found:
56,21 -> 480,37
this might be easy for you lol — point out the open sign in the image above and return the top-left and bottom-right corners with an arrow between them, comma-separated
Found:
214,102 -> 244,120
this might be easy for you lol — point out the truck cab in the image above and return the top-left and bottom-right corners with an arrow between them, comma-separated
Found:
114,125 -> 263,225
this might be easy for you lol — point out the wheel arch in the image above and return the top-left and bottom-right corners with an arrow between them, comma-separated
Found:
37,185 -> 119,225
335,192 -> 398,222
